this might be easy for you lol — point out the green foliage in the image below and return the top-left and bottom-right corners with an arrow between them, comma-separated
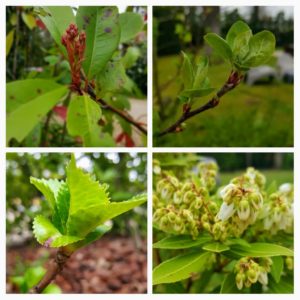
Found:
31,154 -> 147,249
153,235 -> 212,249
119,12 -> 144,43
6,29 -> 15,56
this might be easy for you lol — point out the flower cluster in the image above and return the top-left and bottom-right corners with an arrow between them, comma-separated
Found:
234,257 -> 272,290
61,24 -> 86,93
262,183 -> 293,235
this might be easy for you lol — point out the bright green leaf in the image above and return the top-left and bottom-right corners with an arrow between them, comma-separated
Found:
232,30 -> 252,61
180,88 -> 215,98
6,29 -> 15,57
38,6 -> 75,57
67,94 -> 103,147
202,242 -> 230,253
6,83 -> 67,145
204,33 -> 233,62
21,12 -> 36,30
122,46 -> 141,69
193,56 -> 209,88
153,251 -> 211,285
76,6 -> 120,79
24,266 -> 45,290
226,20 -> 252,48
229,243 -> 293,257
119,12 -> 144,43
270,256 -> 283,283
181,51 -> 194,89
43,284 -> 61,294
153,235 -> 212,249
220,272 -> 240,293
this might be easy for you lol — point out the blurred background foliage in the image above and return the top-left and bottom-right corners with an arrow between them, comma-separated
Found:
153,6 -> 293,147
6,153 -> 147,247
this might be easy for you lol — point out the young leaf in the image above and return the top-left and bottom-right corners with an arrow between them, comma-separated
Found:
220,272 -> 240,293
242,30 -> 276,67
38,6 -> 75,57
66,154 -> 110,237
270,256 -> 283,283
153,251 -> 211,285
204,33 -> 233,62
232,30 -> 252,61
119,12 -> 144,43
76,6 -> 120,79
226,20 -> 252,48
21,12 -> 36,30
180,88 -> 215,98
122,46 -> 141,69
229,243 -> 293,257
6,83 -> 67,145
181,51 -> 194,89
202,242 -> 230,253
33,215 -> 83,247
153,235 -> 212,249
67,94 -> 103,147
192,56 -> 209,88
6,29 -> 15,56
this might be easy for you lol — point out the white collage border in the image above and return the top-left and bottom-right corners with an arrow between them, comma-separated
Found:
0,0 -> 298,299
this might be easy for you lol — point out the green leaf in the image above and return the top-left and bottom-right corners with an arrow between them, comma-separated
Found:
122,46 -> 141,69
181,51 -> 194,89
229,243 -> 293,257
6,82 -> 67,145
204,33 -> 233,62
97,194 -> 147,224
193,56 -> 209,88
66,154 -> 110,237
202,242 -> 230,253
21,12 -> 36,30
180,88 -> 215,98
97,61 -> 134,94
33,215 -> 82,247
242,30 -> 276,67
43,284 -> 61,294
226,20 -> 251,48
153,235 -> 212,249
232,30 -> 252,61
76,6 -> 120,79
30,177 -> 65,210
270,256 -> 283,283
220,272 -> 240,293
38,6 -> 75,56
24,266 -> 46,290
119,12 -> 144,43
6,29 -> 15,57
67,94 -> 103,147
153,251 -> 211,285
268,275 -> 293,293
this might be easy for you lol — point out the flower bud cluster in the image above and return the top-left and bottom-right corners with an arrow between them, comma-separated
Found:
197,161 -> 218,192
216,168 -> 264,236
285,256 -> 293,271
262,183 -> 293,235
234,257 -> 272,290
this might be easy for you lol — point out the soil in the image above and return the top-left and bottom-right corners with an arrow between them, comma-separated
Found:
6,236 -> 147,294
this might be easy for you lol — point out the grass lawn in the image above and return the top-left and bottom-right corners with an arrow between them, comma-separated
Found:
154,54 -> 294,147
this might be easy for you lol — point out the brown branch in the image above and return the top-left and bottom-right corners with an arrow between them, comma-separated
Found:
86,84 -> 147,136
157,71 -> 243,138
29,248 -> 72,294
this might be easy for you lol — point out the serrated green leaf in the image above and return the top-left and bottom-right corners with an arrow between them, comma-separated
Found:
67,94 -> 103,147
153,235 -> 212,249
242,30 -> 276,67
66,154 -> 110,237
204,33 -> 233,62
226,20 -> 252,48
181,51 -> 194,90
153,251 -> 211,285
6,29 -> 15,57
202,242 -> 230,253
119,12 -> 144,43
21,12 -> 36,30
33,215 -> 82,247
76,6 -> 120,79
220,272 -> 240,293
6,83 -> 67,145
180,88 -> 215,98
38,6 -> 75,57
229,243 -> 293,257
270,256 -> 283,283
97,194 -> 147,224
193,56 -> 208,88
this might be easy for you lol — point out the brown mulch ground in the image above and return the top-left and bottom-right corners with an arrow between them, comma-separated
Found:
6,236 -> 147,294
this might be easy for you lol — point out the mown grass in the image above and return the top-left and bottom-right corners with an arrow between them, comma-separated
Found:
154,54 -> 293,147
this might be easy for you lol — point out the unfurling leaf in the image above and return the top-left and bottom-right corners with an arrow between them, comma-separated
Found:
181,51 -> 194,89
226,20 -> 252,48
193,56 -> 209,88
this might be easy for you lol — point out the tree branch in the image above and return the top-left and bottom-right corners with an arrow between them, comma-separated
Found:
30,248 -> 72,294
157,71 -> 243,138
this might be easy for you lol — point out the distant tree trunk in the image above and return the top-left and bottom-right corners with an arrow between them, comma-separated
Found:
273,153 -> 283,169
245,153 -> 253,166
203,6 -> 220,56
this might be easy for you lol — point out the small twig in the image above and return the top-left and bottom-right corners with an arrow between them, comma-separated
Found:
30,248 -> 72,294
157,71 -> 243,137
